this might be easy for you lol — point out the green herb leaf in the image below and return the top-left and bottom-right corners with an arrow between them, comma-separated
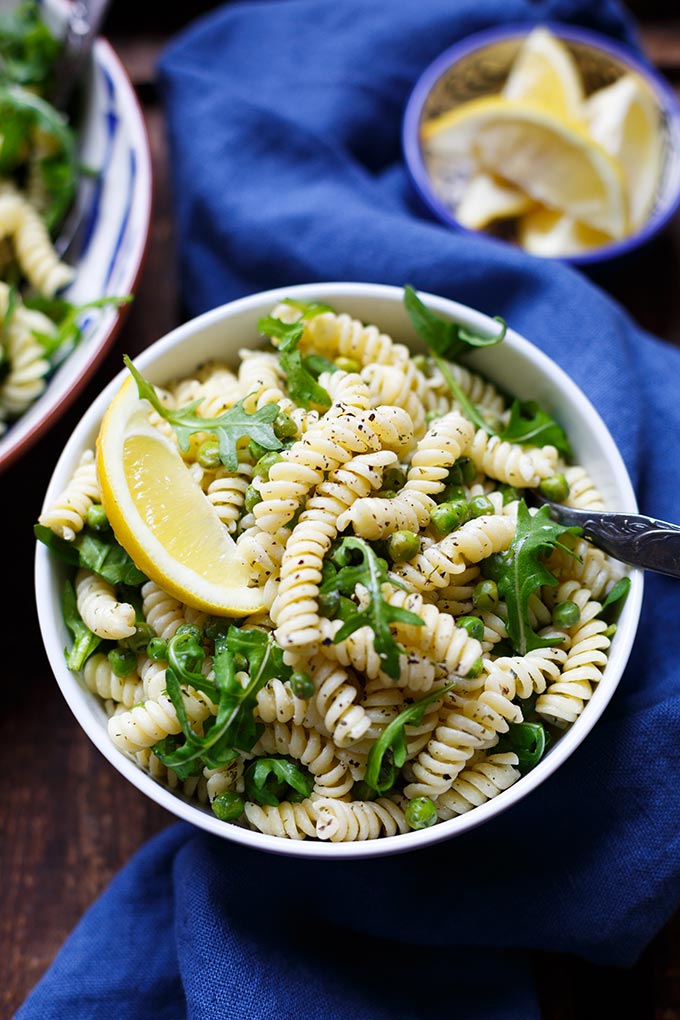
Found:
499,400 -> 572,459
124,354 -> 282,470
321,536 -> 423,680
496,721 -> 548,774
0,1 -> 60,91
280,347 -> 332,410
490,500 -> 581,655
152,735 -> 205,781
403,284 -> 506,361
30,295 -> 133,358
258,313 -> 331,410
599,576 -> 631,625
244,757 -> 314,806
34,522 -> 146,586
157,627 -> 291,771
302,352 -> 339,378
62,579 -> 101,670
365,682 -> 456,792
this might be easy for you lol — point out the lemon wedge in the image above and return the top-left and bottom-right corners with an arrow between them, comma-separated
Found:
517,206 -> 614,257
455,171 -> 535,229
422,95 -> 628,238
502,25 -> 584,123
585,71 -> 663,231
96,376 -> 264,617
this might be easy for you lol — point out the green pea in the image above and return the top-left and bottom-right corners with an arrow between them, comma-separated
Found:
334,356 -> 361,374
539,473 -> 570,503
147,637 -> 168,661
387,530 -> 420,564
468,494 -> 494,518
412,353 -> 429,373
196,438 -> 222,470
233,653 -> 248,672
211,790 -> 245,822
382,466 -> 407,492
125,621 -> 155,653
175,623 -> 203,641
499,484 -> 521,505
459,457 -> 477,485
290,671 -> 315,699
431,499 -> 469,536
318,590 -> 341,619
377,490 -> 397,500
552,600 -> 581,628
248,438 -> 270,462
425,410 -> 440,425
273,411 -> 298,441
473,579 -> 499,612
253,450 -> 283,480
85,503 -> 110,531
457,615 -> 484,641
244,484 -> 263,513
405,797 -> 438,830
440,482 -> 466,504
108,647 -> 137,677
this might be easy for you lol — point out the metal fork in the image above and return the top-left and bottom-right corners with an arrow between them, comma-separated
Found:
52,0 -> 112,261
531,491 -> 680,578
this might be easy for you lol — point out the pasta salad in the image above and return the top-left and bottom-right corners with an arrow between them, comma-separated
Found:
0,2 -> 125,438
36,287 -> 630,844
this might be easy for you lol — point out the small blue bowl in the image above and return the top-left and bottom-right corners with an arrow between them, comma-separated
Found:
402,22 -> 680,267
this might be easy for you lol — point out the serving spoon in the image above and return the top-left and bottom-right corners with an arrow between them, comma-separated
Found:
531,492 -> 680,578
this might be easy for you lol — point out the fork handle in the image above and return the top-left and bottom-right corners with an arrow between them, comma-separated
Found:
547,507 -> 680,578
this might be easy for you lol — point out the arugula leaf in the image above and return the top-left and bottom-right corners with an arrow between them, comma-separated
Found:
244,757 -> 314,806
62,579 -> 101,671
599,577 -> 631,625
403,284 -> 506,361
35,522 -> 146,586
496,721 -> 548,774
152,735 -> 205,781
404,286 -> 569,456
124,354 -> 282,470
365,682 -> 456,793
156,627 -> 291,770
280,347 -> 332,410
499,400 -> 572,459
280,297 -> 335,318
489,500 -> 581,655
302,352 -> 339,378
258,314 -> 331,411
29,295 -> 133,359
321,536 -> 423,680
0,82 -> 77,229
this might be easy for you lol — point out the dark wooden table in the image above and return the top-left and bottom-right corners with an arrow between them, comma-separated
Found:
3,4 -> 680,1017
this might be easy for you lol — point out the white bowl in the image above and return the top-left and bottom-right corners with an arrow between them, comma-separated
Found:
0,0 -> 152,474
34,282 -> 644,859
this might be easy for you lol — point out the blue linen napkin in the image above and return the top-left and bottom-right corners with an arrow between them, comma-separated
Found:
18,1 -> 680,1017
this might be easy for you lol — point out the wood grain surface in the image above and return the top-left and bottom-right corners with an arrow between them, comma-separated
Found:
2,5 -> 680,1017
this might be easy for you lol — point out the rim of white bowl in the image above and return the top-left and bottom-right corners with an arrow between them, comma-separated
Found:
34,282 -> 644,859
0,35 -> 153,475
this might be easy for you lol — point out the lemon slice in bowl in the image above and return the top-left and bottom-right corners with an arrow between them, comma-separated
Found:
96,375 -> 264,617
585,71 -> 663,231
502,25 -> 585,122
422,96 -> 628,238
517,206 -> 614,257
455,171 -> 535,229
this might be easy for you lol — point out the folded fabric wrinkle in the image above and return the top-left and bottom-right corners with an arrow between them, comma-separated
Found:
17,0 -> 680,1018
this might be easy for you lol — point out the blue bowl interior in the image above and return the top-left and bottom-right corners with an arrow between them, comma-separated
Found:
402,22 -> 680,265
